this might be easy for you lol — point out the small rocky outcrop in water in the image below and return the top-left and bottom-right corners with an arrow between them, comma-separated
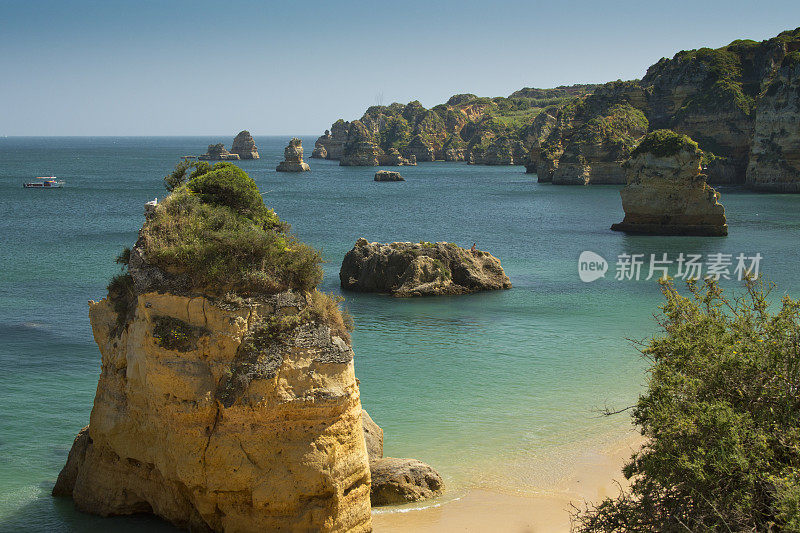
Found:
370,458 -> 445,506
340,239 -> 511,297
359,411 -> 444,506
53,163 -> 371,531
611,130 -> 728,236
230,130 -> 259,159
198,143 -> 240,161
276,138 -> 310,172
374,170 -> 404,182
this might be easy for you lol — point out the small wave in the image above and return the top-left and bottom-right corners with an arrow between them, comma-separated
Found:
370,496 -> 461,515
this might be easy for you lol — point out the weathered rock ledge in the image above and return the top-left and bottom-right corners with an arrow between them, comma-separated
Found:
340,239 -> 511,297
611,130 -> 728,236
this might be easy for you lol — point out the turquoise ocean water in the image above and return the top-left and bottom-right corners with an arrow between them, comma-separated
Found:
0,136 -> 798,531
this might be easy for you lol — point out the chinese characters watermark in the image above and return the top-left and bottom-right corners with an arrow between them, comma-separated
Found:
578,251 -> 762,283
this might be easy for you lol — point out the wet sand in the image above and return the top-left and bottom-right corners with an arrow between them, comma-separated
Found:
372,433 -> 643,532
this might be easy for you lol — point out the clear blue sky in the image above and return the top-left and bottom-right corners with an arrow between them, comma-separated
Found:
1,0 -> 798,136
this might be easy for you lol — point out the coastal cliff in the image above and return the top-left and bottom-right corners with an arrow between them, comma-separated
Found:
611,130 -> 728,236
340,239 -> 511,297
313,86 -> 597,167
527,27 -> 800,186
311,27 -> 800,192
54,163 -> 372,531
746,53 -> 800,192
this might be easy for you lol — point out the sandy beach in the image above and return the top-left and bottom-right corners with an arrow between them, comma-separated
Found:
372,433 -> 644,532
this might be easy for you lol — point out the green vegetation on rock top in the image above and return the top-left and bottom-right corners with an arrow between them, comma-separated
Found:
631,129 -> 699,158
142,162 -> 322,296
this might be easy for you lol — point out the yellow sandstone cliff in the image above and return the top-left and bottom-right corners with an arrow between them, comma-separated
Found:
55,289 -> 372,532
53,162 -> 372,532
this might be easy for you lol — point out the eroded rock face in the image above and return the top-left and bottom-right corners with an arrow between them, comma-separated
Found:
611,131 -> 728,236
402,135 -> 436,162
312,122 -> 350,160
54,272 -> 372,531
361,411 -> 383,463
198,143 -> 240,161
469,138 -> 528,165
230,130 -> 259,160
374,170 -> 404,182
369,458 -> 444,506
340,239 -> 511,297
276,138 -> 310,172
746,56 -> 800,192
378,148 -> 416,166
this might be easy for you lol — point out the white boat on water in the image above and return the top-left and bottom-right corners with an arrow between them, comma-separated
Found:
23,177 -> 64,188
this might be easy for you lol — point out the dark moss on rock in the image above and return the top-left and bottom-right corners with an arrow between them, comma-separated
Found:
152,316 -> 208,352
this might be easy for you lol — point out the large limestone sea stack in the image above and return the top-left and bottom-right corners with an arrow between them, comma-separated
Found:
53,163 -> 371,531
611,130 -> 728,236
276,137 -> 310,172
340,239 -> 511,297
229,130 -> 259,159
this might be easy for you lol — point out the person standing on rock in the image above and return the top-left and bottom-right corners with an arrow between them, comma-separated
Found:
470,243 -> 477,255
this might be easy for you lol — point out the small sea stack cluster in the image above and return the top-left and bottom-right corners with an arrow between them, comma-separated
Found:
611,130 -> 728,236
276,137 -> 310,172
198,131 -> 259,161
198,142 -> 240,161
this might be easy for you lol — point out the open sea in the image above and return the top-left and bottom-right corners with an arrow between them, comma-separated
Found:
0,136 -> 798,531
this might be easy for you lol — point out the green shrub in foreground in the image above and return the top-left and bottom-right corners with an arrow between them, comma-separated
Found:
575,278 -> 800,532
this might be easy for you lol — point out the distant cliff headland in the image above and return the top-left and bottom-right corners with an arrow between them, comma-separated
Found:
314,27 -> 800,191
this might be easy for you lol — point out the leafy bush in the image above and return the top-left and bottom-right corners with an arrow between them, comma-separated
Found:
631,129 -> 699,158
575,278 -> 800,532
186,164 -> 268,221
163,160 -> 218,191
145,163 -> 322,296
